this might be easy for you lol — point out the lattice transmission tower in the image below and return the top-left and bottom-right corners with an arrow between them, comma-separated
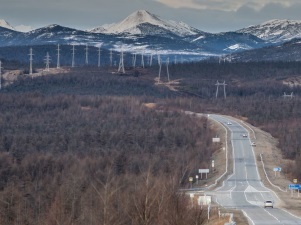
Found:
57,44 -> 61,69
44,52 -> 51,71
118,49 -> 125,74
215,80 -> 227,99
283,92 -> 293,99
29,48 -> 34,75
71,45 -> 76,67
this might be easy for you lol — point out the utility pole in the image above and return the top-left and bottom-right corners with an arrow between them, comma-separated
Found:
71,45 -> 75,68
98,46 -> 101,67
0,60 -> 2,90
149,54 -> 153,66
57,44 -> 60,69
166,57 -> 170,83
141,52 -> 145,68
85,44 -> 89,65
110,49 -> 113,67
157,54 -> 161,84
29,48 -> 33,75
132,53 -> 137,68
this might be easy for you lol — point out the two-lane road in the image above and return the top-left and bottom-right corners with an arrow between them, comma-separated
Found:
209,114 -> 301,225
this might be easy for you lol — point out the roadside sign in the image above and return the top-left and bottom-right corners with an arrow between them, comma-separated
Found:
212,160 -> 215,168
198,196 -> 211,206
199,169 -> 209,179
212,138 -> 220,143
289,184 -> 301,190
189,177 -> 193,182
273,167 -> 281,172
293,179 -> 298,184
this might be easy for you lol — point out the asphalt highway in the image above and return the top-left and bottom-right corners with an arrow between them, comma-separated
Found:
209,114 -> 301,225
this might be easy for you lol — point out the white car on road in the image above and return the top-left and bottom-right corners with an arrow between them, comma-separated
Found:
264,200 -> 273,208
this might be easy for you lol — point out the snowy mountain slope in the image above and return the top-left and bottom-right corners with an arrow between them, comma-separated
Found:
0,27 -> 22,46
89,24 -> 113,33
230,38 -> 301,62
0,19 -> 15,31
16,24 -> 114,46
191,32 -> 266,53
237,19 -> 301,43
90,10 -> 204,37
0,24 -> 205,55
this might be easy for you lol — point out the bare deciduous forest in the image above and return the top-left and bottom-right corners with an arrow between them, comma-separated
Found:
0,92 -> 217,225
0,60 -> 301,224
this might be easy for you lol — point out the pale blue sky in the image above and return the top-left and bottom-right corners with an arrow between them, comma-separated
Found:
1,0 -> 301,32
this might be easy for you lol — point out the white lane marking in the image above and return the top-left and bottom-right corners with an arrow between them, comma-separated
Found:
218,190 -> 270,193
263,208 -> 282,223
206,114 -> 230,190
242,210 -> 256,225
240,120 -> 256,140
239,118 -> 287,193
209,115 -> 301,224
260,153 -> 287,193
240,140 -> 250,186
280,208 -> 301,221
226,116 -> 237,196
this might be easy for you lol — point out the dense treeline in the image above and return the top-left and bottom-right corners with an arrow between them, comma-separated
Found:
165,95 -> 301,180
168,61 -> 301,81
4,68 -> 175,98
1,60 -> 301,223
155,61 -> 301,180
0,93 -> 218,225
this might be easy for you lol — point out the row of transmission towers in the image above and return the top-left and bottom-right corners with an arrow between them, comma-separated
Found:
28,44 -> 103,73
28,44 -> 181,74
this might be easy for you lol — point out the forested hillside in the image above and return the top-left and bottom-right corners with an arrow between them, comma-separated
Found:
1,59 -> 301,224
0,93 -> 218,225
161,61 -> 301,180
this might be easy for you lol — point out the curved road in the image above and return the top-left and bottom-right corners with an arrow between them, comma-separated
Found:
209,114 -> 301,225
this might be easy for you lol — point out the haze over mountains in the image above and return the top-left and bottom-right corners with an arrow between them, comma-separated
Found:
1,10 -> 301,61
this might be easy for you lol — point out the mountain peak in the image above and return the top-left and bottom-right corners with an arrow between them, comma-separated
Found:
103,10 -> 163,34
90,9 -> 203,36
126,10 -> 159,24
0,19 -> 15,31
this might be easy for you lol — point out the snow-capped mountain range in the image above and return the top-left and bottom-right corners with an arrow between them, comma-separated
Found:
1,10 -> 301,60
236,19 -> 301,43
